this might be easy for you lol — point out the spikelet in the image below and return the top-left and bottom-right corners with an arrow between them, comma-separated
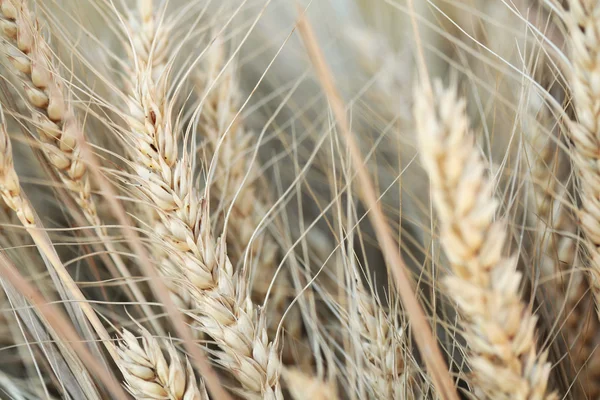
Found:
117,328 -> 208,400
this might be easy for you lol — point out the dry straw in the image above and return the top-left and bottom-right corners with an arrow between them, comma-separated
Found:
416,80 -> 555,399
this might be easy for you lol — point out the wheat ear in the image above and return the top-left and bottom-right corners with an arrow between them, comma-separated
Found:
352,284 -> 421,400
522,85 -> 600,395
0,0 -> 160,332
563,0 -> 600,319
194,41 -> 303,360
123,5 -> 282,398
416,81 -> 555,399
194,41 -> 277,267
117,327 -> 208,400
0,103 -> 126,378
0,0 -> 97,222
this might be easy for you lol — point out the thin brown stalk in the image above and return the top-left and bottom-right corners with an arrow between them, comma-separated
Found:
416,81 -> 555,399
296,11 -> 459,400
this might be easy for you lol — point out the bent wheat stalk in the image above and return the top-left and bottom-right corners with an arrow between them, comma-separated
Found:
416,81 -> 555,399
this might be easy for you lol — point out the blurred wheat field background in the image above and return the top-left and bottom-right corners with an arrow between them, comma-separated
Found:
0,0 -> 596,399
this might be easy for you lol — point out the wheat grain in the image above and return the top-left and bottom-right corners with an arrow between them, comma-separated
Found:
117,327 -> 208,400
416,80 -> 555,399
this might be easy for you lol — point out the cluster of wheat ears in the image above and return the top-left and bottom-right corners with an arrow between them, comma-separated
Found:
1,0 -> 600,399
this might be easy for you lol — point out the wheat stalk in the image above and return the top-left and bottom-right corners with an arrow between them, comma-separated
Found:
123,4 -> 282,398
117,327 -> 208,400
416,81 -> 555,399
